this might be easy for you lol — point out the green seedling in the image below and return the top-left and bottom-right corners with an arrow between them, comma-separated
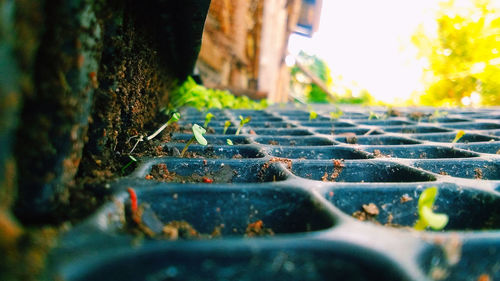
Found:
452,130 -> 465,143
369,111 -> 379,120
226,139 -> 233,145
223,120 -> 231,134
414,186 -> 449,231
203,112 -> 214,128
430,110 -> 448,121
129,112 -> 181,154
121,155 -> 137,174
330,110 -> 343,120
180,124 -> 207,157
309,110 -> 318,121
235,115 -> 251,135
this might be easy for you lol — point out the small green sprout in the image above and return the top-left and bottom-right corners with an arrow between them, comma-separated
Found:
203,112 -> 215,128
414,186 -> 449,231
223,120 -> 231,134
235,115 -> 251,135
309,110 -> 318,121
226,139 -> 233,145
430,110 -> 448,120
180,124 -> 207,157
121,155 -> 137,174
330,110 -> 343,120
369,111 -> 379,120
452,130 -> 465,143
146,112 -> 180,141
129,112 -> 180,154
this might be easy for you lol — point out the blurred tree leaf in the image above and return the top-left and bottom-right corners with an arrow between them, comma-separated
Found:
291,51 -> 375,104
413,0 -> 500,106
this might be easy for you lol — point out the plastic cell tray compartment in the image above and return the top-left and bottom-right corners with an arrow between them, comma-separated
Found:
48,106 -> 500,281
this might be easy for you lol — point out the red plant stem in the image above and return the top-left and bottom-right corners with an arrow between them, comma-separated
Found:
127,187 -> 138,212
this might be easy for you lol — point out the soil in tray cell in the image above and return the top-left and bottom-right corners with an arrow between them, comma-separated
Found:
355,120 -> 414,126
255,136 -> 334,146
316,128 -> 382,136
365,145 -> 478,159
442,122 -> 500,130
73,245 -> 411,281
418,117 -> 471,123
172,134 -> 250,145
268,147 -> 371,160
123,187 -> 335,239
206,127 -> 238,135
334,135 -> 421,145
247,121 -> 295,128
414,160 -> 500,180
290,161 -> 435,183
325,186 -> 500,231
299,121 -> 356,128
411,132 -> 498,143
161,144 -> 265,159
383,126 -> 451,134
419,239 -> 500,281
144,160 -> 288,183
455,142 -> 500,155
252,128 -> 313,136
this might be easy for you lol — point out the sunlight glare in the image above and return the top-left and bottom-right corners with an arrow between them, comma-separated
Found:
288,0 -> 438,104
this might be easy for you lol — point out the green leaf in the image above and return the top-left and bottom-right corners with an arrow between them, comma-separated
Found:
452,130 -> 465,143
169,76 -> 267,111
223,120 -> 231,134
192,124 -> 207,145
369,111 -> 379,120
226,139 -> 233,145
420,205 -> 449,230
309,111 -> 317,121
170,112 -> 180,122
414,186 -> 449,231
204,112 -> 215,128
239,115 -> 251,125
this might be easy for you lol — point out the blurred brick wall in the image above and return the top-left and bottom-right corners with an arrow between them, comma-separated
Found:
197,0 -> 262,90
197,0 -> 308,102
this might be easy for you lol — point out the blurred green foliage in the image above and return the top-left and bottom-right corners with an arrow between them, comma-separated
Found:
291,51 -> 375,105
168,77 -> 267,111
412,0 -> 500,106
291,51 -> 333,103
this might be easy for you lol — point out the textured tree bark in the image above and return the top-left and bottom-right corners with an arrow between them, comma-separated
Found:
9,0 -> 211,223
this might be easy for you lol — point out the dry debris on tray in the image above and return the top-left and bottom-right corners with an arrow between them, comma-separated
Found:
400,194 -> 413,203
244,220 -> 275,237
146,163 -> 176,181
124,195 -> 274,240
352,203 -> 380,222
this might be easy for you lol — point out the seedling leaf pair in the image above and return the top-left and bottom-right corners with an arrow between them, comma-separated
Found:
146,112 -> 180,141
235,115 -> 251,135
414,186 -> 449,231
192,124 -> 207,145
129,112 -> 181,154
180,124 -> 207,157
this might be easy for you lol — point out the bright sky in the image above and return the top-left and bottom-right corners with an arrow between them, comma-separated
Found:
288,0 -> 439,104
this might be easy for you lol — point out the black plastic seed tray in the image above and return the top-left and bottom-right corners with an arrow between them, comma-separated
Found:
47,105 -> 500,281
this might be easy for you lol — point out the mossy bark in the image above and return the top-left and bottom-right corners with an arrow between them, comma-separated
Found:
11,0 -> 210,223
1,0 -> 210,279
